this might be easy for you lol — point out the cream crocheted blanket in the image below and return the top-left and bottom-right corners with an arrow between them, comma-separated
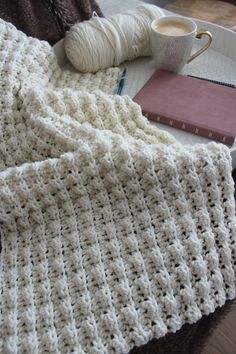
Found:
0,19 -> 236,354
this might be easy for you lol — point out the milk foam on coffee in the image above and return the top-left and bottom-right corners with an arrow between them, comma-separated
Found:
155,20 -> 192,36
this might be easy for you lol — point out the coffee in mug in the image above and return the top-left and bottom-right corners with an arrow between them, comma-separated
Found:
151,16 -> 212,72
155,20 -> 192,36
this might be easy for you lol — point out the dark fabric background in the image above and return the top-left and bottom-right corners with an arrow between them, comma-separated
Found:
0,0 -> 103,45
129,300 -> 235,354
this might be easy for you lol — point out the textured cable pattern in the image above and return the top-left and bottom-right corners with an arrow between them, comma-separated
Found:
0,18 -> 119,172
0,17 -> 236,354
0,18 -> 176,173
20,86 -> 177,146
1,139 -> 236,354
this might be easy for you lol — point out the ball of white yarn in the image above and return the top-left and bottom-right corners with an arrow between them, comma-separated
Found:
64,4 -> 164,73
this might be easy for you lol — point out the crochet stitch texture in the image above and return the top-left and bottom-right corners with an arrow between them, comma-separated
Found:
0,19 -> 236,354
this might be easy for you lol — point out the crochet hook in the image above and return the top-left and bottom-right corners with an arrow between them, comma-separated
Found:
116,68 -> 127,95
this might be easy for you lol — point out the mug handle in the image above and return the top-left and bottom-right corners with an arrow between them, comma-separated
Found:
187,30 -> 212,63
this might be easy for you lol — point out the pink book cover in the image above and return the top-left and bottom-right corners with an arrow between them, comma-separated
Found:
133,70 -> 236,145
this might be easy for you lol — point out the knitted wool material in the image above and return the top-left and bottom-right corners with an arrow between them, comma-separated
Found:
0,19 -> 236,354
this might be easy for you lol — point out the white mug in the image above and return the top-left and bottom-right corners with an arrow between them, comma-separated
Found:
151,16 -> 212,72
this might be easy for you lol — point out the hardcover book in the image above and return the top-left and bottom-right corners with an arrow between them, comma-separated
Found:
133,69 -> 236,145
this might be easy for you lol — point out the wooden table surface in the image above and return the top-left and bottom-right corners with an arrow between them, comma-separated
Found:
165,0 -> 236,31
